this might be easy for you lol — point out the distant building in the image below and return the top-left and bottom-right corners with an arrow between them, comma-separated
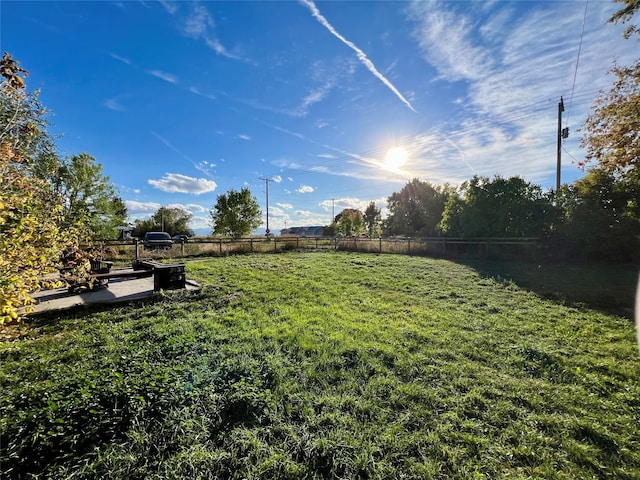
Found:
280,226 -> 324,237
117,225 -> 135,240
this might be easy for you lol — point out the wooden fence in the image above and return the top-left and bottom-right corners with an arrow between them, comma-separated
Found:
96,236 -> 543,263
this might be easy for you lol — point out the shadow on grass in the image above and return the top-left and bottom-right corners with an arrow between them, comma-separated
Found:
454,258 -> 639,319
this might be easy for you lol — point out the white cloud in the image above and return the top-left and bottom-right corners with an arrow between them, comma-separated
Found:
272,175 -> 282,183
409,3 -> 493,82
157,0 -> 177,15
319,196 -> 387,213
182,3 -> 243,60
182,2 -> 212,36
148,173 -> 217,194
309,166 -> 330,174
165,203 -> 207,214
190,215 -> 211,231
295,81 -> 335,116
273,159 -> 303,170
402,0 -> 639,187
148,70 -> 178,84
276,202 -> 293,210
103,97 -> 125,111
295,210 -> 313,217
109,53 -> 131,65
268,124 -> 306,140
269,206 -> 289,219
189,86 -> 216,101
297,185 -> 314,194
125,200 -> 161,218
237,134 -> 251,141
205,38 -> 238,59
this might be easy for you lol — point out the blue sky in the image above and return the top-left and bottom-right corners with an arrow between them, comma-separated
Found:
2,0 -> 637,234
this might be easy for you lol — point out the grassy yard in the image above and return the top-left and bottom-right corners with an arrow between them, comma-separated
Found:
1,253 -> 639,479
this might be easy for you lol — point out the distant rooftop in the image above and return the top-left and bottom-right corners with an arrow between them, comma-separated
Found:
280,226 -> 324,237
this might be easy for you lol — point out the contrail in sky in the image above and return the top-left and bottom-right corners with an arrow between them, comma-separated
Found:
445,138 -> 475,173
150,130 -> 214,179
300,0 -> 417,113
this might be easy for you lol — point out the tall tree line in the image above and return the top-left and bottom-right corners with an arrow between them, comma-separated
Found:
379,172 -> 639,262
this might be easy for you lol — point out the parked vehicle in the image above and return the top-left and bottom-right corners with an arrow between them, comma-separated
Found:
173,235 -> 189,243
144,232 -> 173,250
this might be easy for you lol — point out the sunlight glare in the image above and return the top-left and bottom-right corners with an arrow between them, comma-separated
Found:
385,146 -> 408,170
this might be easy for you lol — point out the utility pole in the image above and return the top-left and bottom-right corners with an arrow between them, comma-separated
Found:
556,96 -> 569,197
332,198 -> 335,223
259,177 -> 274,238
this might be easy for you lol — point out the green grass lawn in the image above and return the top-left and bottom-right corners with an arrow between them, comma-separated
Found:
1,253 -> 639,479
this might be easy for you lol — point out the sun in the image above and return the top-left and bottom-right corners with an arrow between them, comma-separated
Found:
384,146 -> 408,170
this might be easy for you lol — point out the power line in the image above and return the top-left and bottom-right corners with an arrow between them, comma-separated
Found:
562,146 -> 582,165
265,87 -> 602,186
565,0 -> 589,129
304,89 -> 599,167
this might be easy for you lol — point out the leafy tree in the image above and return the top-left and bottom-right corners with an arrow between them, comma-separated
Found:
133,206 -> 193,238
0,151 -> 67,324
0,52 -> 28,89
609,0 -> 640,39
132,218 -> 154,238
322,223 -> 337,237
209,188 -> 261,238
0,53 -> 75,323
385,179 -> 451,237
47,153 -> 126,240
363,201 -> 381,236
581,1 -> 640,172
439,176 -> 557,238
439,193 -> 465,237
581,60 -> 640,173
0,53 -> 56,167
335,208 -> 365,236
571,0 -> 640,261
558,168 -> 640,261
100,196 -> 128,238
